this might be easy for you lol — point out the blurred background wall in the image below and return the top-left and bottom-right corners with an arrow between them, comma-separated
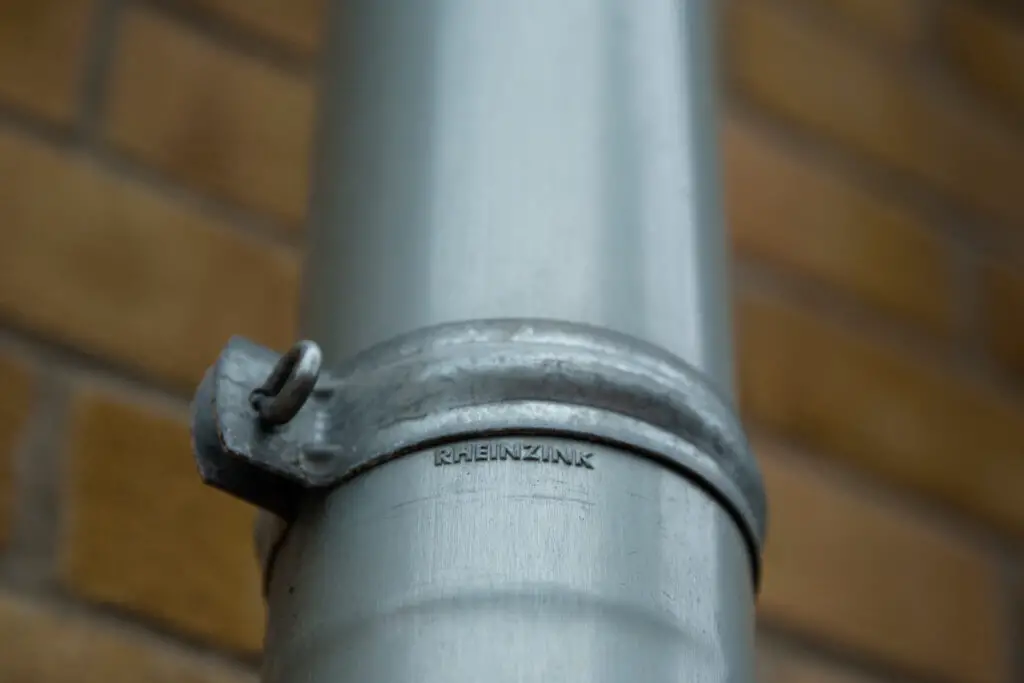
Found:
0,0 -> 1021,681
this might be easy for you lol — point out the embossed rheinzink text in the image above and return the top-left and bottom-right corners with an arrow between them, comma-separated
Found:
433,440 -> 595,469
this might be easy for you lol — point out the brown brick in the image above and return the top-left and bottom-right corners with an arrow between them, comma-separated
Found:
0,128 -> 300,391
942,3 -> 1024,123
0,354 -> 34,544
726,0 -> 1024,230
105,8 -> 314,227
0,0 -> 94,122
0,591 -> 254,682
61,387 -> 264,653
759,647 -> 886,683
737,292 -> 1024,535
184,0 -> 324,53
757,442 -> 1007,683
981,264 -> 1024,382
724,117 -> 951,333
808,0 -> 927,46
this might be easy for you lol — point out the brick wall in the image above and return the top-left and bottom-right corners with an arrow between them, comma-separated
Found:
0,0 -> 1021,681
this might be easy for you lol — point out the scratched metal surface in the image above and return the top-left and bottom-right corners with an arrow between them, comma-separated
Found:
264,437 -> 754,683
193,323 -> 765,564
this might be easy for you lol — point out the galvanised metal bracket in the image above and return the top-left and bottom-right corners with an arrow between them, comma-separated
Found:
192,321 -> 765,583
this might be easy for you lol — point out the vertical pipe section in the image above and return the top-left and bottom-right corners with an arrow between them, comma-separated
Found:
302,0 -> 734,395
262,3 -> 759,681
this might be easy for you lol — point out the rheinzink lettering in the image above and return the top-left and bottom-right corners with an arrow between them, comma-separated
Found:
433,440 -> 595,469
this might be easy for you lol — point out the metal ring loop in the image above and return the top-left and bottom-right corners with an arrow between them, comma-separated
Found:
250,340 -> 323,426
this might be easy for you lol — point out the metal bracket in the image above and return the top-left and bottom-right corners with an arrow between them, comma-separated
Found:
191,320 -> 767,583
191,336 -> 338,518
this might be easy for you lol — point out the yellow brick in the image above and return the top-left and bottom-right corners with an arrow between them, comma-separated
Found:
759,647 -> 887,683
184,0 -> 324,53
105,8 -> 314,227
982,264 -> 1024,382
942,3 -> 1024,123
726,0 -> 1024,229
0,0 -> 94,122
0,128 -> 300,392
0,354 -> 34,544
0,592 -> 254,682
757,442 -> 1007,683
724,117 -> 951,333
809,0 -> 927,45
737,292 -> 1024,535
61,387 -> 264,653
